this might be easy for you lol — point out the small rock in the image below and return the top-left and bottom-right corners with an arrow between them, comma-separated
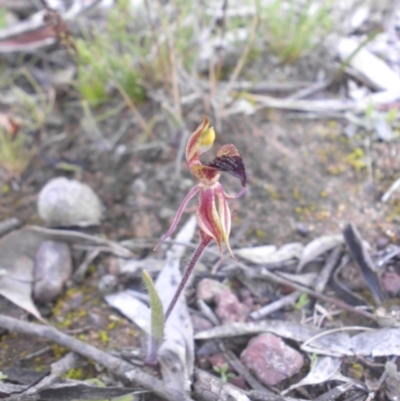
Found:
215,288 -> 248,324
295,222 -> 309,236
196,278 -> 226,302
98,274 -> 118,295
33,241 -> 72,303
38,177 -> 103,227
191,314 -> 213,333
240,333 -> 304,386
382,272 -> 400,295
376,236 -> 389,250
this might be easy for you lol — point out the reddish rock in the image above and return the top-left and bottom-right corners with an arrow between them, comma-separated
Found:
208,353 -> 232,371
196,278 -> 226,302
229,375 -> 246,389
382,272 -> 400,295
215,288 -> 248,324
240,333 -> 304,386
239,288 -> 254,309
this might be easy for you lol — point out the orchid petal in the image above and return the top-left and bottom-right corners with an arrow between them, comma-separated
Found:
208,144 -> 246,187
186,116 -> 215,163
154,184 -> 201,250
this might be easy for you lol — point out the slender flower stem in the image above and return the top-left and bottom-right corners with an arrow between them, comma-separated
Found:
165,237 -> 212,322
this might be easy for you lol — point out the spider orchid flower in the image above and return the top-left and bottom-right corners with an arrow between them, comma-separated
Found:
155,116 -> 246,258
155,116 -> 246,321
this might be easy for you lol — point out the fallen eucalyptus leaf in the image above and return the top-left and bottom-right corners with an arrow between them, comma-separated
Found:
282,357 -> 342,394
343,224 -> 384,305
312,383 -> 354,401
235,245 -> 277,264
195,320 -> 320,342
105,290 -> 150,333
350,328 -> 400,357
338,37 -> 400,92
0,255 -> 43,322
278,272 -> 318,287
119,258 -> 165,277
155,216 -> 196,393
385,361 -> 400,401
235,243 -> 302,265
297,235 -> 344,272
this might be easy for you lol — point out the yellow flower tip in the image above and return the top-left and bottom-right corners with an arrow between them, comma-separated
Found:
199,126 -> 215,148
197,126 -> 215,155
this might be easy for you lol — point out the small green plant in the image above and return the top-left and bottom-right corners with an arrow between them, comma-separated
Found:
73,0 -> 146,105
309,352 -> 318,368
295,293 -> 309,309
142,270 -> 164,366
262,0 -> 332,64
212,363 -> 236,383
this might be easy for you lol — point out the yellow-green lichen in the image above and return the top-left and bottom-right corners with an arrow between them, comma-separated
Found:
346,147 -> 366,171
51,344 -> 68,359
255,229 -> 266,239
97,330 -> 109,344
348,362 -> 363,380
64,368 -> 84,380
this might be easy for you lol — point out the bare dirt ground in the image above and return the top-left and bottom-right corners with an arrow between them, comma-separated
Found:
0,2 -> 400,398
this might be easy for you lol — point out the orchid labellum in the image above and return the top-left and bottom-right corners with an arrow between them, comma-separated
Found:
155,116 -> 246,320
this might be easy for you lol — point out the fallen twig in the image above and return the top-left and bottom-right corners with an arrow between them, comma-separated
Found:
25,352 -> 79,395
0,315 -> 194,401
381,177 -> 400,203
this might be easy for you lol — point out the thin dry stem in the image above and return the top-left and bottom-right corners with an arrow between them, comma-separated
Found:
112,75 -> 153,140
143,0 -> 171,94
222,0 -> 260,103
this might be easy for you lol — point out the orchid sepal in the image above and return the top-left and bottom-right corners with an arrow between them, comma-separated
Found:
154,184 -> 201,250
223,187 -> 247,200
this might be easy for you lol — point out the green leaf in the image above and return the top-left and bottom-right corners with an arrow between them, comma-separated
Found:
142,270 -> 164,345
295,293 -> 309,309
